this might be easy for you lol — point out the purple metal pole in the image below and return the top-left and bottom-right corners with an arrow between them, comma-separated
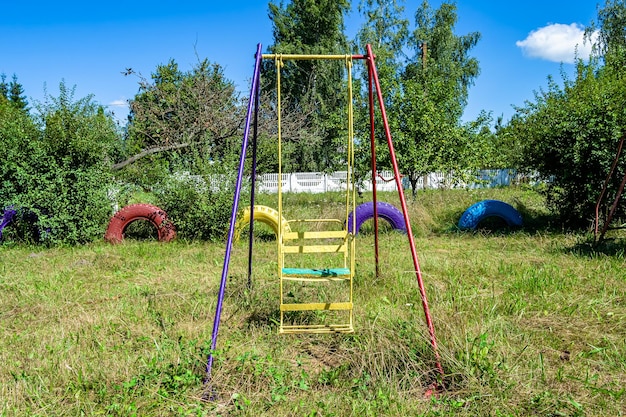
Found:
247,73 -> 261,288
205,43 -> 263,385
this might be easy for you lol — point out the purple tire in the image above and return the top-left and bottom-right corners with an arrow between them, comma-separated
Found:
0,207 -> 17,239
347,202 -> 407,235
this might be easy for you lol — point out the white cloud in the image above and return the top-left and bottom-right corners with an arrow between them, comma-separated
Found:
516,23 -> 597,64
108,99 -> 128,108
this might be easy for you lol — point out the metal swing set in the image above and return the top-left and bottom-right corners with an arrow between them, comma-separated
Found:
204,44 -> 444,383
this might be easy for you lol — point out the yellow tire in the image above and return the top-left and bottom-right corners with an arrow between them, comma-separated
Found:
234,205 -> 291,241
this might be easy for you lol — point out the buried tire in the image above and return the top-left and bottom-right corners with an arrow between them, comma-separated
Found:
0,207 -> 17,239
458,199 -> 523,230
104,203 -> 176,243
347,202 -> 407,235
234,205 -> 291,241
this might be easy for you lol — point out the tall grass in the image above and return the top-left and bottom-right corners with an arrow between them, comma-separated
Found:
1,187 -> 624,416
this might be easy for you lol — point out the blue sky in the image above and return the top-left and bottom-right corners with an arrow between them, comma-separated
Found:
1,1 -> 600,125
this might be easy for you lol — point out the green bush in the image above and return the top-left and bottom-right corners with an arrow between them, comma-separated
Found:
0,84 -> 118,245
153,172 -> 237,241
502,59 -> 626,227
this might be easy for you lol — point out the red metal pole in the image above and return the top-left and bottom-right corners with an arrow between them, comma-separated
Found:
366,44 -> 444,377
368,59 -> 380,278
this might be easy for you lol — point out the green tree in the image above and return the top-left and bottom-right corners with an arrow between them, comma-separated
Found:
352,0 -> 409,181
119,59 -> 243,176
9,74 -> 28,111
264,0 -> 351,171
500,0 -> 626,227
503,61 -> 626,227
0,74 -> 8,101
0,74 -> 28,111
355,0 -> 485,195
117,60 -> 249,242
588,0 -> 626,70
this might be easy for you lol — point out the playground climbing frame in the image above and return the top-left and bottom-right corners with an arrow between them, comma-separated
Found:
204,44 -> 444,388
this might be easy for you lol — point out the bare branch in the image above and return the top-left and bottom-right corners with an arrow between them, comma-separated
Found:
111,142 -> 190,171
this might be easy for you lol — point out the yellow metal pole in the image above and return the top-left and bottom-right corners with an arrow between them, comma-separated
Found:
262,54 -> 355,61
276,55 -> 285,331
347,57 -> 356,328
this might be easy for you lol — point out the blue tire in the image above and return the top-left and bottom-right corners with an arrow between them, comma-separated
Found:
458,200 -> 523,230
347,202 -> 407,235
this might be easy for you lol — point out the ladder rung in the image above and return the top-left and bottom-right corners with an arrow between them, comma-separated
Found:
283,230 -> 348,240
282,267 -> 350,278
280,302 -> 352,311
279,324 -> 354,334
281,276 -> 350,282
282,244 -> 346,253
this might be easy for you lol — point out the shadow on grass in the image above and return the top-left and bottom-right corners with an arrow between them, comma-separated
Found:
566,237 -> 626,258
245,308 -> 281,329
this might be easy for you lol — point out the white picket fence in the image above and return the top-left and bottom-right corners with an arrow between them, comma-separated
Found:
255,169 -> 524,193
257,171 -> 399,193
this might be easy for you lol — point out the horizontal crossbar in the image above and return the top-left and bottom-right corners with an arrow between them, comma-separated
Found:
282,267 -> 350,278
262,54 -> 367,61
280,302 -> 352,312
282,244 -> 346,254
283,230 -> 348,240
279,324 -> 354,334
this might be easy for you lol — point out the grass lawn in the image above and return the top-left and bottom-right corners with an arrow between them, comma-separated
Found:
1,187 -> 625,416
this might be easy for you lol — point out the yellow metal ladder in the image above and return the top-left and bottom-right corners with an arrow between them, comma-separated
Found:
278,220 -> 355,334
272,54 -> 357,334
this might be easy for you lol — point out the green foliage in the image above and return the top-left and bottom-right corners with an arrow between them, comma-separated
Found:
120,59 -> 242,172
152,171 -> 235,242
354,1 -> 494,195
264,0 -> 351,172
502,58 -> 626,226
399,1 -> 483,185
115,60 -> 247,242
0,82 -> 118,244
111,141 -> 240,242
588,0 -> 626,70
497,1 -> 626,228
0,73 -> 28,111
352,0 -> 408,183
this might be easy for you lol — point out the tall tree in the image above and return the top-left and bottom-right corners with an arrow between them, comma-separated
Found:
9,74 -> 28,111
589,0 -> 626,60
0,74 -> 28,111
401,1 -> 481,193
356,1 -> 483,194
264,0 -> 351,171
352,0 -> 409,180
354,0 -> 408,91
119,59 -> 243,173
0,74 -> 8,101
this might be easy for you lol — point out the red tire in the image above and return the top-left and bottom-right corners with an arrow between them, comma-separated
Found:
104,204 -> 176,243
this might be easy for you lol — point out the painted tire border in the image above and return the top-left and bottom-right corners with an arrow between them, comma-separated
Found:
458,199 -> 523,230
347,201 -> 407,235
234,205 -> 291,241
104,203 -> 176,243
0,207 -> 17,239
